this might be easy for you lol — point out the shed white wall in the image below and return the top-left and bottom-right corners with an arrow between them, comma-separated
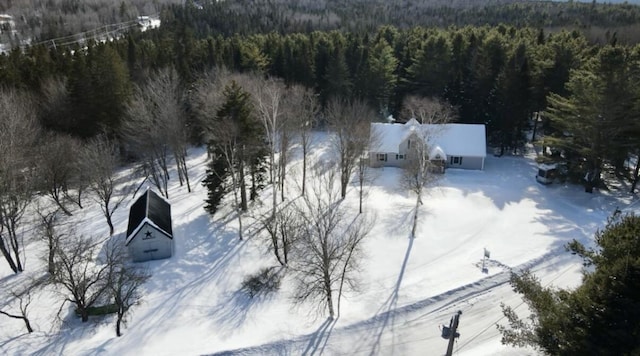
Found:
127,222 -> 173,262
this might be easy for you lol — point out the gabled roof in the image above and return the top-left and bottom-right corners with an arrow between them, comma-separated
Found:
371,121 -> 487,158
126,189 -> 172,239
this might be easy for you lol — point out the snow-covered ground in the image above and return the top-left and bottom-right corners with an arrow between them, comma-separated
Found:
0,134 -> 633,355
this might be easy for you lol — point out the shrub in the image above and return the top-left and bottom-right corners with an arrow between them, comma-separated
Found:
241,267 -> 281,298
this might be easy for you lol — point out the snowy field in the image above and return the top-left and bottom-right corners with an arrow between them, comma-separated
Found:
0,134 -> 634,356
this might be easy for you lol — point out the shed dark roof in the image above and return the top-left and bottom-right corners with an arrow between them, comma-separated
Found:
126,190 -> 172,237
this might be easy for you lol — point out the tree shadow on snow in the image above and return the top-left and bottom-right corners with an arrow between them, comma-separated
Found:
300,317 -> 338,356
212,286 -> 279,337
358,231 -> 415,355
128,212 -> 249,344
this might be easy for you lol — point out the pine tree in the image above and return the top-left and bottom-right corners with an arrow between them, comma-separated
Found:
499,212 -> 640,355
545,46 -> 635,186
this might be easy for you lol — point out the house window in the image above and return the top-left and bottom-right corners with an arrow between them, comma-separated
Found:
407,140 -> 411,149
396,154 -> 405,160
376,153 -> 387,161
451,156 -> 463,165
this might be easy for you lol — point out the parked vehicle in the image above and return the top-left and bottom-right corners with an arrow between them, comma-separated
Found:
536,163 -> 565,184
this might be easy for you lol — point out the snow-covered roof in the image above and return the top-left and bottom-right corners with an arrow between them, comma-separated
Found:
371,121 -> 487,158
430,145 -> 447,160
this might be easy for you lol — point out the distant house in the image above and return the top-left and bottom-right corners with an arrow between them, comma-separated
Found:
0,14 -> 14,34
370,119 -> 487,171
126,189 -> 174,262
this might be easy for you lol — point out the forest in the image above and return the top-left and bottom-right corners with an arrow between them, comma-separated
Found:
2,14 -> 640,185
4,0 -> 640,44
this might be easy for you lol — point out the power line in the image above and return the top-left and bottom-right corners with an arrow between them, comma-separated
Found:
16,14 -> 159,51
455,261 -> 577,353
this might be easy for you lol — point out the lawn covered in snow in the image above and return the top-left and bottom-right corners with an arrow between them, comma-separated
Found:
0,134 -> 633,356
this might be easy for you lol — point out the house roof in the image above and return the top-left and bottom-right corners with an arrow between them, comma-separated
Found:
126,189 -> 172,239
371,121 -> 487,158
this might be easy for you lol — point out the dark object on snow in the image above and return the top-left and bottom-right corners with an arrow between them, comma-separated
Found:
241,267 -> 281,298
125,189 -> 174,262
441,314 -> 461,339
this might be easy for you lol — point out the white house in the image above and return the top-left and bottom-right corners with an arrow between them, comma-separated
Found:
369,119 -> 487,171
125,189 -> 174,262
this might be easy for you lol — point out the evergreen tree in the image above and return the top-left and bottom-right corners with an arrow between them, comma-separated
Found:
499,212 -> 640,355
202,147 -> 229,215
545,46 -> 635,186
203,81 -> 265,214
405,32 -> 452,98
494,43 -> 532,155
361,38 -> 399,116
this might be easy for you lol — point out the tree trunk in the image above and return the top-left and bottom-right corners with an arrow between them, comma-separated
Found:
531,112 -> 539,143
0,239 -> 18,273
302,149 -> 307,196
107,215 -> 115,236
340,170 -> 348,199
116,311 -> 123,337
80,308 -> 89,322
326,277 -> 335,319
631,156 -> 640,194
0,310 -> 33,333
48,243 -> 56,275
181,153 -> 191,193
411,196 -> 420,238
239,159 -> 248,212
8,228 -> 23,272
24,317 -> 33,333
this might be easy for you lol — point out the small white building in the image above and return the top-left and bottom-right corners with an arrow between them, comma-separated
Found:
126,189 -> 174,262
370,119 -> 487,171
0,14 -> 15,35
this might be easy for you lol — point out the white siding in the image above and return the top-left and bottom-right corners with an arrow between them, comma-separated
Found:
127,222 -> 173,262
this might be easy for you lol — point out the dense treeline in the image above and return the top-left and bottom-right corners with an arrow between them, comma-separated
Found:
0,25 -> 585,144
2,9 -> 640,187
4,0 -> 640,44
160,0 -> 640,38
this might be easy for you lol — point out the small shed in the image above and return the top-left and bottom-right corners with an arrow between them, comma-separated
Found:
126,189 -> 174,262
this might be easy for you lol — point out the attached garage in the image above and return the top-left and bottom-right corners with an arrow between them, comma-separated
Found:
126,189 -> 174,262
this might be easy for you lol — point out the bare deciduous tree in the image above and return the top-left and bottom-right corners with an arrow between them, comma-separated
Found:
291,166 -> 371,319
400,96 -> 456,237
356,124 -> 382,214
34,203 -> 64,275
81,135 -> 132,236
52,234 -> 112,322
36,132 -> 82,216
123,67 -> 189,198
210,118 -> 245,241
104,240 -> 150,337
401,95 -> 456,125
191,67 -> 233,147
249,75 -> 283,218
257,201 -> 301,266
0,88 -> 39,273
0,281 -> 39,333
287,84 -> 319,197
325,98 -> 375,199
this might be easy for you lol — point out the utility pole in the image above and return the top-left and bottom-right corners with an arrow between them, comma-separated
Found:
445,310 -> 462,356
